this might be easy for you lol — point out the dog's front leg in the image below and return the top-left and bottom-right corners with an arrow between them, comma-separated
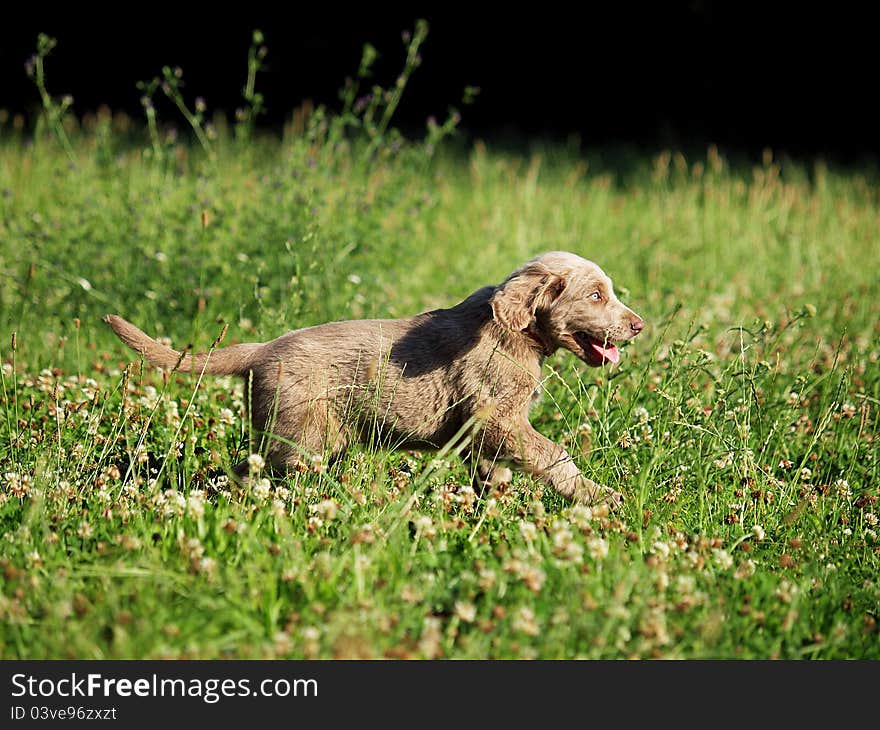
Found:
483,419 -> 622,507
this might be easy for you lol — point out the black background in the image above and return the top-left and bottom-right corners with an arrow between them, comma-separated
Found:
1,4 -> 878,163
1,660 -> 872,726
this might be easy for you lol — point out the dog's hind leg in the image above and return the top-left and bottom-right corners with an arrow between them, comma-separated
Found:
265,401 -> 350,476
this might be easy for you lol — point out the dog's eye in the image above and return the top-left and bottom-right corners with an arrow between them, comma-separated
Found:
590,292 -> 602,301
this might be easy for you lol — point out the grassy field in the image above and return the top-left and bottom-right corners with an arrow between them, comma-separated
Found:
1,33 -> 879,659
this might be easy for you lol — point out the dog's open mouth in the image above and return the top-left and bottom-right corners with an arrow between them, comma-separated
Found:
573,332 -> 620,367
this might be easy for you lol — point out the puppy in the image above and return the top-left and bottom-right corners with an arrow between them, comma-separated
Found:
106,251 -> 644,504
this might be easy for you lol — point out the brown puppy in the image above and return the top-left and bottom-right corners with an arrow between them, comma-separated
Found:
106,251 -> 644,505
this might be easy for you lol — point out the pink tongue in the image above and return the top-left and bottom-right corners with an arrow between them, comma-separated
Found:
589,338 -> 620,365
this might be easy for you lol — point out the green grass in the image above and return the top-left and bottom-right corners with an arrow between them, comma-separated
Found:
1,32 -> 879,659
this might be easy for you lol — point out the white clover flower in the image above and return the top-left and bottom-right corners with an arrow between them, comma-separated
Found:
654,571 -> 670,591
639,607 -> 671,646
252,478 -> 271,501
512,606 -> 540,636
519,520 -> 538,542
418,617 -> 443,659
652,541 -> 671,559
301,626 -> 321,643
219,408 -> 235,426
400,584 -> 421,604
677,575 -> 696,594
139,385 -> 159,408
478,568 -> 497,591
454,601 -> 476,623
567,503 -> 593,529
550,520 -> 582,562
184,537 -> 205,561
558,540 -> 584,563
273,631 -> 293,654
864,512 -> 878,527
713,548 -> 734,570
587,537 -> 609,561
247,453 -> 265,474
521,565 -> 546,593
735,559 -> 756,580
162,489 -> 187,517
187,490 -> 206,520
413,514 -> 436,539
198,557 -> 217,575
271,500 -> 286,519
312,499 -> 338,522
5,472 -> 31,498
751,524 -> 766,542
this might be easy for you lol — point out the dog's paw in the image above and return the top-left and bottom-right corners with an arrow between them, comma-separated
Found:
575,479 -> 623,510
474,463 -> 513,495
596,486 -> 624,510
486,466 -> 513,485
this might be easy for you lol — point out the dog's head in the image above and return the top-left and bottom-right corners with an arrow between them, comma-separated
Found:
490,251 -> 644,366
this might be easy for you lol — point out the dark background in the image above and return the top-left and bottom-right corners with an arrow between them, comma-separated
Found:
1,4 -> 877,163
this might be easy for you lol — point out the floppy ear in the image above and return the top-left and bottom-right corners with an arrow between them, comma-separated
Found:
490,262 -> 567,332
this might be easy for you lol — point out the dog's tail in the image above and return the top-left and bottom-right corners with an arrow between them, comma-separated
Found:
104,314 -> 261,376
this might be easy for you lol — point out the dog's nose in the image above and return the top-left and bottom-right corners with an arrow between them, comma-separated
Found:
630,317 -> 644,333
